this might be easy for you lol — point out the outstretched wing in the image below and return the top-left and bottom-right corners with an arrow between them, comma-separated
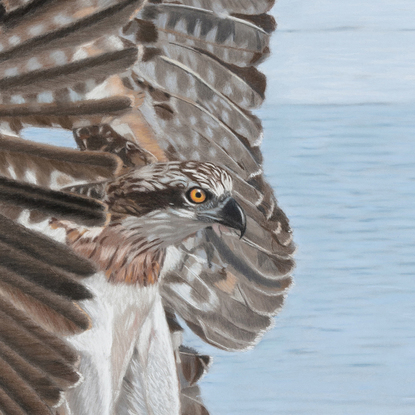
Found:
0,0 -> 294,355
0,134 -> 121,414
0,214 -> 91,413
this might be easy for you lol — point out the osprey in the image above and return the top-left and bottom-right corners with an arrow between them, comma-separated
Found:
0,1 -> 295,414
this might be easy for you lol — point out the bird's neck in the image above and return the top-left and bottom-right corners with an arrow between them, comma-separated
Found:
54,217 -> 166,286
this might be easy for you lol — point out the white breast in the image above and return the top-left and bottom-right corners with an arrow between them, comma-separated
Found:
62,274 -> 180,415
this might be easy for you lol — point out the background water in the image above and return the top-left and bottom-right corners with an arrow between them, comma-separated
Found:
23,0 -> 415,413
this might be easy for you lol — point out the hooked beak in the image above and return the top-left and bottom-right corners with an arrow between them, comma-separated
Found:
197,197 -> 246,238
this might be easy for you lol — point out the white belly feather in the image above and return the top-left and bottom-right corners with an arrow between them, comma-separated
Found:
60,274 -> 180,415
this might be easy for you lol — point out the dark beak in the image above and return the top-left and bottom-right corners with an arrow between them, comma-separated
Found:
198,197 -> 246,238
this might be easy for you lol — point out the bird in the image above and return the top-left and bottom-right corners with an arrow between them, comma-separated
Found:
0,1 -> 295,414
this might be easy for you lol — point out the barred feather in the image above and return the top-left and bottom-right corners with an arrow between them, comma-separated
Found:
158,43 -> 266,108
134,53 -> 262,141
138,4 -> 271,66
0,0 -> 144,126
158,0 -> 275,15
161,227 -> 292,350
136,90 -> 262,169
0,176 -> 108,226
0,134 -> 121,189
0,0 -> 144,56
0,43 -> 137,106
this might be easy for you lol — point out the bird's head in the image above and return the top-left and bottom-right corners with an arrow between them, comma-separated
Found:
104,161 -> 246,247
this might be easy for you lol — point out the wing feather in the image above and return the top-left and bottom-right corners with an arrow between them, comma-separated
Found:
0,294 -> 79,363
0,340 -> 62,407
0,265 -> 91,334
0,209 -> 95,336
138,4 -> 270,66
0,385 -> 28,415
137,92 -> 262,171
0,239 -> 91,300
0,211 -> 96,275
134,53 -> 262,142
161,227 -> 292,350
178,346 -> 210,388
0,134 -> 121,185
160,0 -> 275,15
0,354 -> 55,414
180,386 -> 209,415
0,176 -> 108,226
0,45 -> 137,99
0,209 -> 97,413
146,43 -> 265,108
0,297 -> 80,387
0,0 -> 144,57
0,0 -> 145,128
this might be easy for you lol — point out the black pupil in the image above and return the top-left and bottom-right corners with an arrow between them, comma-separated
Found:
195,191 -> 202,198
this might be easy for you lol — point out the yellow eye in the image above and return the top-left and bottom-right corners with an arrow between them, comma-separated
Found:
188,188 -> 207,204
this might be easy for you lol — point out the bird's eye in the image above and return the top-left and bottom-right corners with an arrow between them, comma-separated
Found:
188,188 -> 207,204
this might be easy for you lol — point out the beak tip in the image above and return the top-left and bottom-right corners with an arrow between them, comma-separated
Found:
218,197 -> 246,239
239,216 -> 246,240
198,197 -> 247,239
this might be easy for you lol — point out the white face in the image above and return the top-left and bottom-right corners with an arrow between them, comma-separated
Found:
120,210 -> 209,248
107,162 -> 245,249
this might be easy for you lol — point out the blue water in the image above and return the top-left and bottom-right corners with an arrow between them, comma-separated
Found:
21,0 -> 415,413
